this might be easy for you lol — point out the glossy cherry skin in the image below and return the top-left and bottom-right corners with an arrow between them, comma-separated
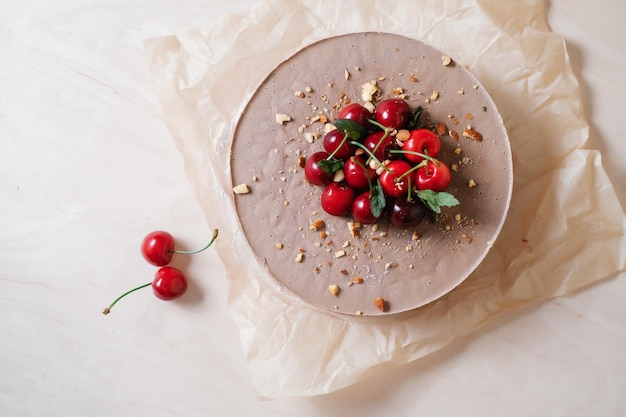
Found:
363,131 -> 398,161
390,198 -> 427,228
323,129 -> 354,160
378,160 -> 415,198
344,155 -> 377,189
352,191 -> 382,224
402,129 -> 441,163
141,231 -> 175,266
320,182 -> 355,216
305,151 -> 334,186
416,160 -> 452,192
152,266 -> 187,300
338,103 -> 372,128
374,99 -> 412,130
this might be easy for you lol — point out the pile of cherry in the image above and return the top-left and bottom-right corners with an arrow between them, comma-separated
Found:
305,98 -> 458,228
103,229 -> 218,315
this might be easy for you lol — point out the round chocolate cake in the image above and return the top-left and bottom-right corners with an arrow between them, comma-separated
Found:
231,32 -> 512,316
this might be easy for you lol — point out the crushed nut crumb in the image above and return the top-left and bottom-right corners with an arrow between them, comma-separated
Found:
463,128 -> 483,141
232,183 -> 250,194
275,113 -> 291,125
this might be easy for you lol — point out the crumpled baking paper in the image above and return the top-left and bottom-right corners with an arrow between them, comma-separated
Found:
145,0 -> 626,399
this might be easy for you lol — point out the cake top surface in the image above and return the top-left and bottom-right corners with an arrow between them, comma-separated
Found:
231,32 -> 512,316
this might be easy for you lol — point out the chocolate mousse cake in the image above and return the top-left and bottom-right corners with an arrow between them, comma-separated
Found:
230,32 -> 512,316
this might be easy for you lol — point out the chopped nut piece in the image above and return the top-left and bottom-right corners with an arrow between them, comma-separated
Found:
361,80 -> 380,102
385,262 -> 398,270
232,183 -> 250,194
310,219 -> 325,231
374,297 -> 386,311
355,310 -> 363,316
328,284 -> 340,296
344,68 -> 350,80
305,86 -> 313,93
463,128 -> 483,141
458,88 -> 465,95
334,250 -> 346,258
409,75 -> 419,82
465,112 -> 473,120
353,276 -> 364,284
454,147 -> 462,155
294,252 -> 304,263
275,243 -> 283,250
396,129 -> 410,141
430,90 -> 439,100
294,91 -> 305,98
455,213 -> 462,222
442,55 -> 452,66
436,122 -> 447,136
348,221 -> 361,238
275,113 -> 291,125
468,179 -> 477,188
333,169 -> 345,182
450,130 -> 459,141
297,155 -> 306,168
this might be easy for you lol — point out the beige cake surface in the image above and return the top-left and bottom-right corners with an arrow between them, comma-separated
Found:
231,32 -> 512,316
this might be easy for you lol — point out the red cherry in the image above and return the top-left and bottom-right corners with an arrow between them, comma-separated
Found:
344,155 -> 376,189
402,129 -> 441,163
363,131 -> 398,161
374,99 -> 412,130
320,182 -> 355,216
305,151 -> 334,186
390,198 -> 427,228
352,191 -> 382,224
338,103 -> 372,127
416,161 -> 452,192
141,229 -> 219,266
323,129 -> 354,160
378,160 -> 414,198
152,266 -> 188,300
141,231 -> 175,266
102,266 -> 188,315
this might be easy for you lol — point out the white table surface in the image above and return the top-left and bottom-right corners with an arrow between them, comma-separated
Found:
2,0 -> 625,416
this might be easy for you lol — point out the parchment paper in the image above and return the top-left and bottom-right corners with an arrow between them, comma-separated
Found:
145,0 -> 626,399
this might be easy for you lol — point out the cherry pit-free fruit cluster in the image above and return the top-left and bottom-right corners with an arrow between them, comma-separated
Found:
305,98 -> 459,228
103,229 -> 218,315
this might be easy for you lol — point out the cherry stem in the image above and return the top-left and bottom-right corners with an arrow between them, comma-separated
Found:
103,282 -> 151,315
169,229 -> 219,255
395,160 -> 428,182
350,141 -> 392,174
368,118 -> 391,132
388,149 -> 440,165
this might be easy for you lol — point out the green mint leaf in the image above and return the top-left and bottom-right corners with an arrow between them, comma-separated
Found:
334,119 -> 368,141
406,106 -> 424,130
370,181 -> 386,217
317,158 -> 343,174
416,189 -> 459,214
